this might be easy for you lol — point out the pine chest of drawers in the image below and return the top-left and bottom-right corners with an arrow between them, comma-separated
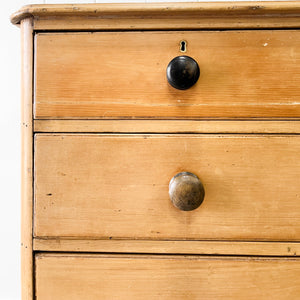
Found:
12,2 -> 300,299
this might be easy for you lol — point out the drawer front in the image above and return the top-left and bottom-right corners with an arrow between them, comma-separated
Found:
34,134 -> 300,241
35,31 -> 300,119
35,253 -> 300,299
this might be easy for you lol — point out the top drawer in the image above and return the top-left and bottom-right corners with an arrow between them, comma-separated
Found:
34,30 -> 300,119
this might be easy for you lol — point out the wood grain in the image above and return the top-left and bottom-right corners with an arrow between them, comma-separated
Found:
13,3 -> 300,298
33,238 -> 300,256
33,16 -> 300,31
34,120 -> 300,134
20,18 -> 33,300
35,253 -> 300,300
34,30 -> 300,119
10,2 -> 300,28
34,119 -> 300,134
34,134 -> 300,241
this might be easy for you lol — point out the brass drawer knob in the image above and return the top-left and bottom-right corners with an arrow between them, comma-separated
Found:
166,56 -> 200,90
169,172 -> 205,211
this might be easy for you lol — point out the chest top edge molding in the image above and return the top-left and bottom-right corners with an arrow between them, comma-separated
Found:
10,1 -> 300,27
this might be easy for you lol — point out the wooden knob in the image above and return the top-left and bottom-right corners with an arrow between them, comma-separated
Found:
166,56 -> 200,90
169,172 -> 205,211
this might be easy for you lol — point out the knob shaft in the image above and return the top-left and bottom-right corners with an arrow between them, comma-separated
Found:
169,172 -> 205,211
166,56 -> 200,90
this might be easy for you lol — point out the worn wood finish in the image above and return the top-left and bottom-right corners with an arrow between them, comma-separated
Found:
11,2 -> 300,24
12,3 -> 300,298
33,16 -> 300,31
34,134 -> 300,241
34,120 -> 300,134
33,239 -> 300,256
10,2 -> 300,30
20,18 -> 33,300
35,30 -> 300,119
35,253 -> 300,300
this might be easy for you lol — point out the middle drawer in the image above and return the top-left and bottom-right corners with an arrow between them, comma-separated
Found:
34,134 -> 300,241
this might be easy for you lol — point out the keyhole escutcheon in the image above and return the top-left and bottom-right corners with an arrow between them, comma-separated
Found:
180,40 -> 187,53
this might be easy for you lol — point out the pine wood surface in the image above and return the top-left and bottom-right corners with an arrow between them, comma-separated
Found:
10,2 -> 300,29
34,30 -> 300,119
12,3 -> 300,299
20,18 -> 33,300
34,134 -> 300,241
35,253 -> 300,299
33,238 -> 300,256
33,16 -> 300,31
34,120 -> 300,133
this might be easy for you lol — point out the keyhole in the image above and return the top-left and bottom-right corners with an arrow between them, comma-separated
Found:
180,40 -> 187,53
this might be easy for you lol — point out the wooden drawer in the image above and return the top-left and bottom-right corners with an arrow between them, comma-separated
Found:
35,30 -> 300,119
34,134 -> 300,241
35,253 -> 300,299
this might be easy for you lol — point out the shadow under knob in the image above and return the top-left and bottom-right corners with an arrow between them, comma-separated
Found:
169,172 -> 205,211
166,56 -> 200,90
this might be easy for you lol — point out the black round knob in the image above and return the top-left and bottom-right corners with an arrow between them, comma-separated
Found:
169,172 -> 205,211
166,56 -> 200,90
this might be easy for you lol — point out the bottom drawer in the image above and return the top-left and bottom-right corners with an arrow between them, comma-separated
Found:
35,253 -> 300,299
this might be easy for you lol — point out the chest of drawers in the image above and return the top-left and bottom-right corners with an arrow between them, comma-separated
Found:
12,2 -> 300,299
